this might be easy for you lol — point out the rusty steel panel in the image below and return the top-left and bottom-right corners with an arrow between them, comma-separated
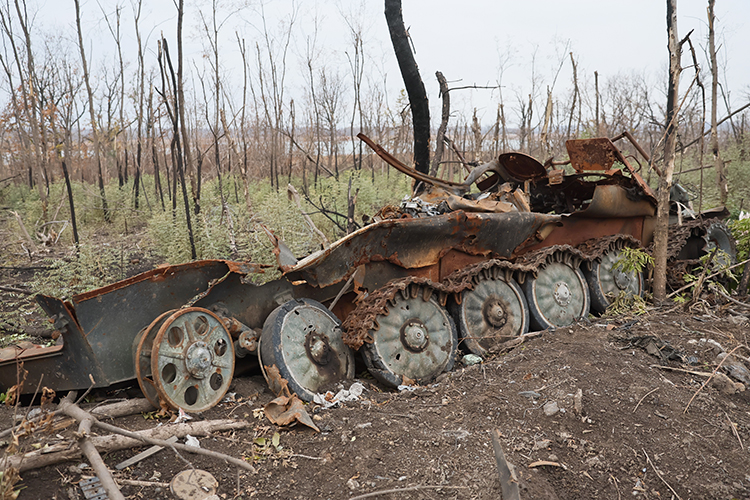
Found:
566,138 -> 620,171
439,250 -> 487,281
286,211 -> 561,288
576,184 -> 656,218
497,152 -> 548,181
523,216 -> 646,252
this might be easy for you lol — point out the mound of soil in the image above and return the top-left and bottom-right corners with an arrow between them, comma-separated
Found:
1,307 -> 749,500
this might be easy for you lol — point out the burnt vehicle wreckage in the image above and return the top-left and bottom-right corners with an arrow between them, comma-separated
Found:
0,135 -> 736,413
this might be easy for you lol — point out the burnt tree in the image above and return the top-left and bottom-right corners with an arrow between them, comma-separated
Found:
384,0 -> 430,175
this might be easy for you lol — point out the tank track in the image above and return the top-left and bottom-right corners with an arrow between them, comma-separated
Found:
341,234 -> 641,350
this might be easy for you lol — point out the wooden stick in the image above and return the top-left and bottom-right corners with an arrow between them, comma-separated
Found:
10,210 -> 38,254
287,184 -> 329,248
643,448 -> 682,500
650,365 -> 712,377
115,478 -> 171,488
724,411 -> 744,450
684,345 -> 742,413
8,418 -> 252,473
348,485 -> 469,500
633,388 -> 658,413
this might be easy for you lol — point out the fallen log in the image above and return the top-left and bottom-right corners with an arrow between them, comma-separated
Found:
58,395 -> 125,500
0,398 -> 156,440
90,398 -> 156,419
8,418 -> 252,472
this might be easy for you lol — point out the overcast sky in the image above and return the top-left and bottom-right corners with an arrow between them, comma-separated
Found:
23,0 -> 750,123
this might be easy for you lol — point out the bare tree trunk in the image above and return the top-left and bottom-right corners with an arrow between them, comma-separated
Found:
500,103 -> 507,151
6,0 -> 47,214
708,0 -> 728,206
74,0 -> 110,222
653,0 -> 682,302
384,0 -> 430,174
236,34 -> 252,213
567,52 -> 579,140
492,104 -> 501,157
176,0 -> 196,215
541,87 -> 553,157
594,71 -> 600,136
134,2 -> 146,210
160,37 -> 197,260
432,71 -> 450,176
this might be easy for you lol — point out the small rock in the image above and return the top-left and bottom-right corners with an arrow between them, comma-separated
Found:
346,478 -> 360,490
532,439 -> 551,451
573,388 -> 583,415
710,372 -> 745,395
461,354 -> 483,366
717,353 -> 750,385
548,454 -> 559,461
543,401 -> 560,416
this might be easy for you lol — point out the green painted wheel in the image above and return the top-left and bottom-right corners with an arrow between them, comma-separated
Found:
522,261 -> 590,330
151,308 -> 234,413
362,286 -> 457,388
260,299 -> 354,401
452,276 -> 529,357
584,248 -> 644,314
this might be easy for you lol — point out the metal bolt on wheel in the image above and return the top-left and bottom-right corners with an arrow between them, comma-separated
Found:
362,285 -> 457,388
151,307 -> 234,413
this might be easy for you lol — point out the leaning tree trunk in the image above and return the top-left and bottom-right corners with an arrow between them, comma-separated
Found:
653,0 -> 682,302
384,0 -> 430,175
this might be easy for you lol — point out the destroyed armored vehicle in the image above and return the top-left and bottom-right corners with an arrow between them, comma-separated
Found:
0,135 -> 735,413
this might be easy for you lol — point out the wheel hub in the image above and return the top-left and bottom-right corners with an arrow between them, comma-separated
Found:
401,319 -> 429,352
483,297 -> 507,328
553,282 -> 571,306
185,341 -> 212,379
613,270 -> 631,290
305,331 -> 333,366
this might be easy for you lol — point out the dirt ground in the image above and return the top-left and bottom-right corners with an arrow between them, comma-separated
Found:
2,265 -> 750,499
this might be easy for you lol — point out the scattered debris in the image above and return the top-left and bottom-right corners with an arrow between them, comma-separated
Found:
263,366 -> 320,432
313,382 -> 365,409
